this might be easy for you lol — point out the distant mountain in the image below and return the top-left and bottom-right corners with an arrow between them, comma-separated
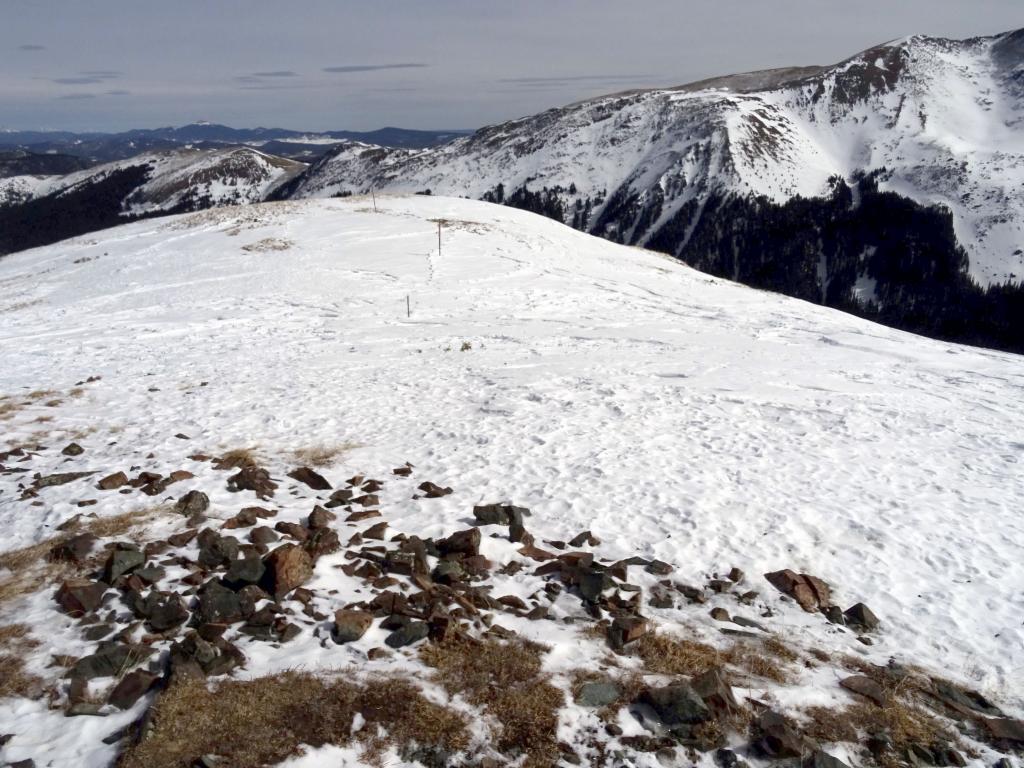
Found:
282,28 -> 1024,352
0,123 -> 472,164
0,149 -> 89,179
0,147 -> 304,256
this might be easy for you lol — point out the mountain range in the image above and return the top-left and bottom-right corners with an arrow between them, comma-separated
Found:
1,28 -> 1021,351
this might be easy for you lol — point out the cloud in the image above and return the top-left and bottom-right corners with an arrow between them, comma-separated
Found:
53,77 -> 106,85
251,70 -> 297,77
323,63 -> 427,73
56,93 -> 96,100
82,70 -> 121,79
106,89 -> 131,96
18,44 -> 46,51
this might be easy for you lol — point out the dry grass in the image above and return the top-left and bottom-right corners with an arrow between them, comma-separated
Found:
117,672 -> 469,768
421,637 -> 563,767
214,447 -> 260,469
805,700 -> 951,766
631,630 -> 796,684
291,442 -> 359,468
0,504 -> 171,607
0,622 -> 43,699
0,397 -> 23,420
68,387 -> 85,398
25,389 -> 56,401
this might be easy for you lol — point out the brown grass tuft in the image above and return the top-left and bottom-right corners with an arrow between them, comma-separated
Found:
25,389 -> 56,401
421,637 -> 563,767
632,630 -> 795,684
214,447 -> 260,470
0,623 -> 43,699
291,442 -> 359,468
117,671 -> 468,768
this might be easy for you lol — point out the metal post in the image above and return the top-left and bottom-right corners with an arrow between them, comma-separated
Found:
407,295 -> 410,318
371,188 -> 376,212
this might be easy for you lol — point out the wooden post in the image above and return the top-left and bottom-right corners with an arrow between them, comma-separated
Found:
437,221 -> 441,256
406,294 -> 410,318
371,188 -> 376,212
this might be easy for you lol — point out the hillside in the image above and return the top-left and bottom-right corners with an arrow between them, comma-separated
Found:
282,29 -> 1024,352
0,147 -> 305,256
0,197 -> 1021,767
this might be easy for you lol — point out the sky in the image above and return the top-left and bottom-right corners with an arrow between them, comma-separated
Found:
1,0 -> 1022,133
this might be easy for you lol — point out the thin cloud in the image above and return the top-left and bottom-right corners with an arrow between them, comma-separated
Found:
56,93 -> 96,100
251,70 -> 297,77
106,89 -> 131,96
53,77 -> 106,85
323,63 -> 427,74
82,70 -> 121,79
18,44 -> 46,51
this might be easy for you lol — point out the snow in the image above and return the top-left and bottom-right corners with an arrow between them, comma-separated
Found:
0,196 -> 1021,765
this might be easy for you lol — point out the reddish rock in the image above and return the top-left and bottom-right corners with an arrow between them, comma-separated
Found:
97,471 -> 129,491
307,505 -> 335,529
351,494 -> 379,507
56,579 -> 106,616
764,569 -> 831,612
608,616 -> 648,649
263,544 -> 314,599
417,481 -> 452,498
274,521 -> 309,542
437,528 -> 481,557
984,717 -> 1024,745
333,609 -> 373,643
346,509 -> 381,522
288,467 -> 332,491
363,522 -> 389,540
227,466 -> 277,500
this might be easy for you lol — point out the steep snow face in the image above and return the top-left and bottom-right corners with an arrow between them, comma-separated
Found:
1,195 -> 1021,725
287,30 -> 1024,286
0,147 -> 305,215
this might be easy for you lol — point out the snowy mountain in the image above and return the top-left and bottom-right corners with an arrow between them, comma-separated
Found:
282,28 -> 1024,351
0,147 -> 305,255
0,196 -> 1021,767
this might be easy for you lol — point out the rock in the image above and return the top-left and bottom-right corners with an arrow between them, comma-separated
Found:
755,710 -> 810,758
133,591 -> 189,631
197,533 -> 240,569
223,556 -> 266,590
167,529 -> 197,547
608,616 -> 648,650
473,503 -> 511,525
993,759 -> 1014,768
303,528 -> 341,560
715,748 -> 739,768
69,642 -> 152,681
569,530 -> 600,547
249,526 -> 278,545
417,481 -> 452,498
50,533 -> 97,564
803,750 -> 852,768
432,560 -> 466,585
275,521 -> 309,542
824,605 -> 846,625
196,581 -> 243,624
307,505 -> 335,529
840,675 -> 887,706
227,466 -> 277,499
333,610 -> 373,643
62,442 -> 84,456
508,506 -> 530,544
843,603 -> 879,630
107,669 -> 158,710
645,560 -> 674,576
174,490 -> 209,519
437,528 -> 481,557
66,703 -> 106,717
385,621 -> 430,648
363,521 -> 388,540
222,508 -> 258,529
103,546 -> 144,583
35,471 -> 96,488
691,668 -> 739,716
727,567 -> 745,582
578,568 -> 608,603
641,682 -> 711,725
393,465 -> 413,476
984,717 -> 1024,745
262,544 -> 313,599
56,578 -> 107,616
709,607 -> 730,621
287,467 -> 332,491
576,680 -> 622,707
764,569 -> 831,613
930,679 -> 1002,718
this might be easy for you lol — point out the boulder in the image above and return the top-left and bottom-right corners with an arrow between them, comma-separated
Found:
385,621 -> 430,648
196,581 -> 243,625
227,466 -> 277,499
691,668 -> 739,716
640,682 -> 711,725
249,526 -> 278,545
755,710 -> 811,758
984,717 -> 1024,745
437,528 -> 480,557
132,591 -> 189,631
803,750 -> 852,768
262,544 -> 313,599
62,443 -> 84,457
307,505 -> 335,529
287,467 -> 332,491
843,603 -> 879,630
103,546 -> 144,583
473,503 -> 511,525
69,642 -> 152,681
608,616 -> 648,650
764,569 -> 831,612
577,680 -> 622,707
197,533 -> 240,569
107,669 -> 158,710
175,490 -> 209,518
417,481 -> 453,498
56,578 -> 107,616
223,556 -> 266,590
97,471 -> 129,490
840,675 -> 887,706
333,610 -> 373,643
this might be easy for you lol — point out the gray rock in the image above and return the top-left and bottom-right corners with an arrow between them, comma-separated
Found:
333,610 -> 373,643
103,546 -> 144,583
175,490 -> 210,518
223,556 -> 265,589
107,669 -> 158,710
803,750 -> 851,768
576,680 -> 622,707
69,642 -> 151,681
844,603 -> 879,630
640,682 -> 711,725
196,581 -> 243,624
385,621 -> 430,648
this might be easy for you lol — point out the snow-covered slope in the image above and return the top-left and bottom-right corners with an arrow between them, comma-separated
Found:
0,146 -> 305,215
0,197 -> 1020,767
286,29 -> 1024,288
